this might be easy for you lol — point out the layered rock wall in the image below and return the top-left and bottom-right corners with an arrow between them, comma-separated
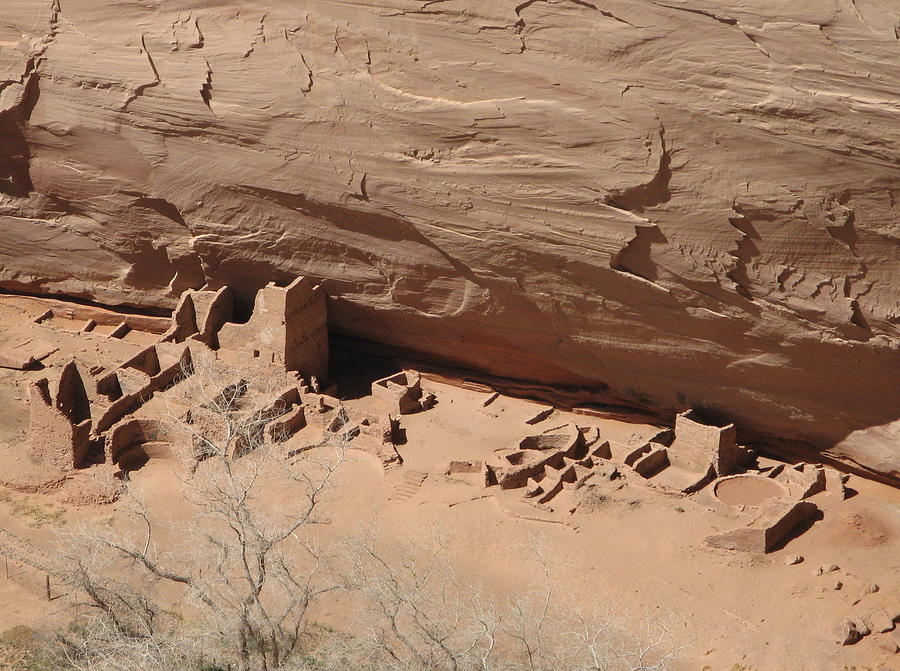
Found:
1,0 -> 897,480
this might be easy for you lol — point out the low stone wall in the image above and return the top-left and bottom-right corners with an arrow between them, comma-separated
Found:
107,417 -> 183,464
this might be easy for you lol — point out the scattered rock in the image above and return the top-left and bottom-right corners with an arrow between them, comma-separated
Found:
833,581 -> 843,591
876,637 -> 899,655
835,620 -> 861,646
869,612 -> 895,634
826,564 -> 840,573
784,554 -> 803,565
814,566 -> 824,576
852,582 -> 880,605
834,618 -> 869,646
876,630 -> 900,655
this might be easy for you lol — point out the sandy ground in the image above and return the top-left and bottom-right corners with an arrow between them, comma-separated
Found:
0,299 -> 898,670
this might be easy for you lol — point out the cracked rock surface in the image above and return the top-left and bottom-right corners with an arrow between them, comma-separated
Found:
1,0 -> 898,482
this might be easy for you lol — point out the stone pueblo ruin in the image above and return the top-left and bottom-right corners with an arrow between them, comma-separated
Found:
0,2 -> 897,671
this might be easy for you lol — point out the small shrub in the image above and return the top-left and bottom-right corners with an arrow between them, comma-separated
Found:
0,625 -> 54,671
0,491 -> 67,528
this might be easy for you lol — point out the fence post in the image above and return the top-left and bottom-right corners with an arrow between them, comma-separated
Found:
45,573 -> 51,601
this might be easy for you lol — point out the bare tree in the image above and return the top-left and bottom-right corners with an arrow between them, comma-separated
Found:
53,614 -> 203,671
331,533 -> 679,671
340,533 -> 501,671
53,478 -> 676,671
56,359 -> 346,671
48,358 -> 676,671
553,607 -> 679,671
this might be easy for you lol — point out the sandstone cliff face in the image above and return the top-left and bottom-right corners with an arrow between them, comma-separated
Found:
1,1 -> 898,481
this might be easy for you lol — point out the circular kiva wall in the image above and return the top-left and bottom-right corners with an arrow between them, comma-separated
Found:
713,474 -> 787,507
